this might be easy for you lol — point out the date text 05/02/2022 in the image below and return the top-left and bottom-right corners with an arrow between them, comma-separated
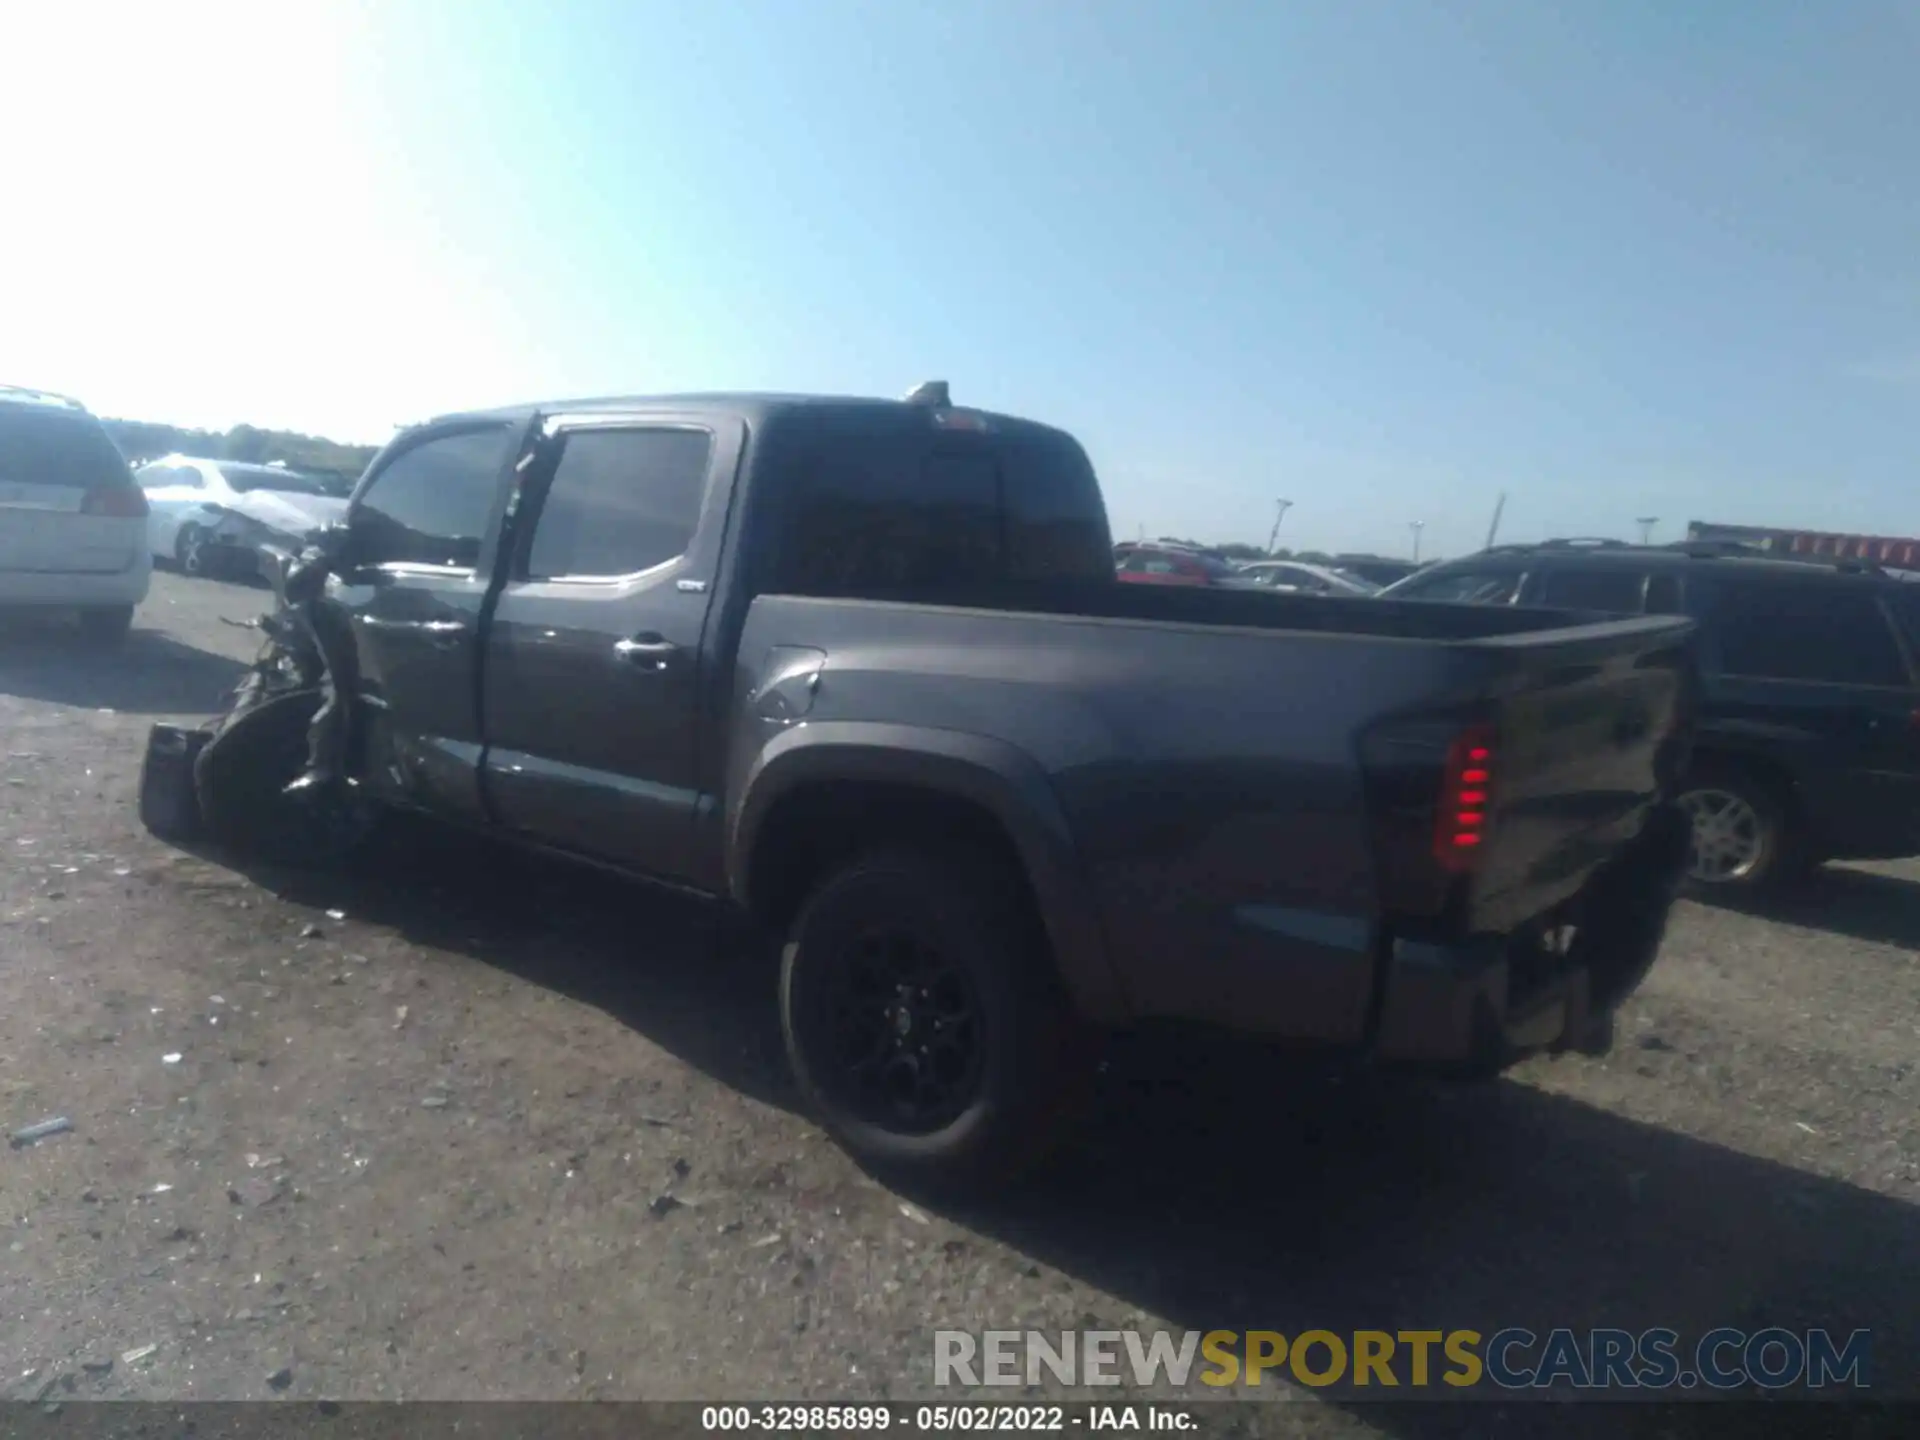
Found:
701,1405 -> 1196,1431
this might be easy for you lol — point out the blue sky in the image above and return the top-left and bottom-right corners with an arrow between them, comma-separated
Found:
3,1 -> 1914,559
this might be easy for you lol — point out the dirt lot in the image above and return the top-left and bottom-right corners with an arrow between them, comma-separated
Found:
3,572 -> 1917,1433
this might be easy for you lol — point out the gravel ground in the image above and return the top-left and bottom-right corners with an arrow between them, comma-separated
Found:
2,571 -> 1916,1435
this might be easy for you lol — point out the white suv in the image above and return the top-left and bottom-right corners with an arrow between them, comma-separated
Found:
0,385 -> 152,645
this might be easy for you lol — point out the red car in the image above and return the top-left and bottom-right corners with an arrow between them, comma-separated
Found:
1116,545 -> 1245,587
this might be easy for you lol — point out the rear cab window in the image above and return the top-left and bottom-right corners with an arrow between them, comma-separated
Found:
768,416 -> 1112,597
1704,580 -> 1913,689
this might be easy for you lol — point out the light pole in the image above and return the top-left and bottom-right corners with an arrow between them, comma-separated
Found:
1636,516 -> 1659,545
1266,499 -> 1293,556
1409,520 -> 1425,564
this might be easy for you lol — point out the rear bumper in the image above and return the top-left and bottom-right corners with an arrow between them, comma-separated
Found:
0,554 -> 152,607
1373,802 -> 1690,1072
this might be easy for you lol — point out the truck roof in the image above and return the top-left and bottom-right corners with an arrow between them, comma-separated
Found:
423,389 -> 1077,445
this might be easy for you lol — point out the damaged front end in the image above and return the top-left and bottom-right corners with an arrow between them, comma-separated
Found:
138,527 -> 374,863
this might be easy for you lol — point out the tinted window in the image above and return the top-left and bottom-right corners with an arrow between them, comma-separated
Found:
1709,583 -> 1910,688
524,427 -> 711,580
1894,588 -> 1920,656
0,407 -> 132,489
1000,435 -> 1112,581
353,425 -> 513,569
1645,573 -> 1683,614
774,442 -> 1001,595
1394,568 -> 1521,605
1536,567 -> 1647,613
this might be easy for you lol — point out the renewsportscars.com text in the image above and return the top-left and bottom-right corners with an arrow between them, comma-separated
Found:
934,1327 -> 1871,1393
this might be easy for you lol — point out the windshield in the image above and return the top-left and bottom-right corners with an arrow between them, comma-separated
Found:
219,463 -> 330,496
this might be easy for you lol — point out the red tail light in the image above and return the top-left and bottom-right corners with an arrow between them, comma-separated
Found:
82,486 -> 149,519
1434,723 -> 1496,872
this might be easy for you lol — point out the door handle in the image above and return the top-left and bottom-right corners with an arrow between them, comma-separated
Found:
613,634 -> 679,669
359,616 -> 467,651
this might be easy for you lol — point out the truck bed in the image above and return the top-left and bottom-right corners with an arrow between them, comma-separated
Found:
732,586 -> 1693,1043
772,576 -> 1670,643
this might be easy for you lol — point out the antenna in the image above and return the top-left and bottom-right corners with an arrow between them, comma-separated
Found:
1485,493 -> 1506,550
903,380 -> 950,407
1266,499 -> 1293,555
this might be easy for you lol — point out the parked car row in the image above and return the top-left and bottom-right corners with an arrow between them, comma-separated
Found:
1380,539 -> 1920,894
135,454 -> 347,579
1108,531 -> 1920,894
1111,541 -> 1411,596
0,381 -> 363,648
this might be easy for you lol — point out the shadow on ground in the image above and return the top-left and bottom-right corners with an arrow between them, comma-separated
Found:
1691,863 -> 1920,952
207,822 -> 1915,1437
0,619 -> 249,714
209,816 -> 797,1113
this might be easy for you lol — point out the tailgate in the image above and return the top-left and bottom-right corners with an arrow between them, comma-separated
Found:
0,484 -> 141,573
1466,612 -> 1694,931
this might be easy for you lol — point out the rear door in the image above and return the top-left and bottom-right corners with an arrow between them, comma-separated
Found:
1693,576 -> 1920,857
479,412 -> 743,881
0,404 -> 146,575
332,421 -> 523,820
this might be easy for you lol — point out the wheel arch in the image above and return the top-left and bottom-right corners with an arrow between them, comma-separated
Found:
728,723 -> 1130,1024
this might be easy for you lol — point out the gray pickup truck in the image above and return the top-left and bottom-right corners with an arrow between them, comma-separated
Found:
163,384 -> 1695,1187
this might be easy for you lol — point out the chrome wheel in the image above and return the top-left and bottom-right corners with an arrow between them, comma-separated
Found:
1678,787 -> 1765,883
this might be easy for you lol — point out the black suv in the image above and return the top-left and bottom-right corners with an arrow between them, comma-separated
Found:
1385,539 -> 1920,892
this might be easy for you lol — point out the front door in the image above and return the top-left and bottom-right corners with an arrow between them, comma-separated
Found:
330,421 -> 522,820
479,413 -> 740,882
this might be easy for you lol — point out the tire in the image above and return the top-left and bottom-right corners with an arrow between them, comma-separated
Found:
1675,762 -> 1800,894
194,687 -> 376,866
779,846 -> 1088,1192
75,604 -> 134,648
175,523 -> 209,576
